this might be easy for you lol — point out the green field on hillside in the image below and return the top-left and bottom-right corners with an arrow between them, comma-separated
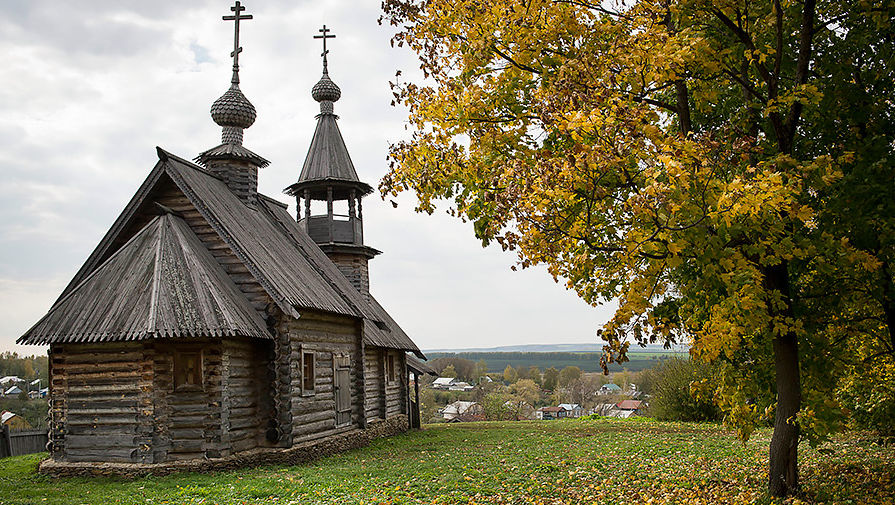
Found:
0,418 -> 891,504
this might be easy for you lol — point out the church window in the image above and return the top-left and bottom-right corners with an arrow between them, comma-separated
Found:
386,353 -> 396,383
302,351 -> 315,395
174,351 -> 203,391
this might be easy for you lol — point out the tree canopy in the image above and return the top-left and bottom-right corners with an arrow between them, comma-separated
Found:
381,0 -> 895,496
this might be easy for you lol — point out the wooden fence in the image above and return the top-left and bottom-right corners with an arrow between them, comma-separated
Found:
0,425 -> 48,458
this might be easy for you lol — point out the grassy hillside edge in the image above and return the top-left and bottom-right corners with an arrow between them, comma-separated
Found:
0,418 -> 891,504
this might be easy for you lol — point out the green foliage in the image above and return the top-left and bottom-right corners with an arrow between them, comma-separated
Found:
0,419 -> 893,504
0,353 -> 48,383
509,378 -> 540,407
542,367 -> 559,391
558,366 -> 582,387
502,365 -> 517,384
429,357 -> 477,381
837,351 -> 895,436
644,357 -> 722,422
527,366 -> 542,386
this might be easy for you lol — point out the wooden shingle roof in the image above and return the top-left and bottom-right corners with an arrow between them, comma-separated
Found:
24,148 -> 423,357
19,213 -> 271,344
285,113 -> 372,198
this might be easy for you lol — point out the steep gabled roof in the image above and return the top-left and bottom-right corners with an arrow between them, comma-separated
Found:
19,214 -> 270,344
30,147 -> 422,356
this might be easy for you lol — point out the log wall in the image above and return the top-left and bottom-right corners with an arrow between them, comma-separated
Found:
221,337 -> 273,454
50,338 -> 274,463
151,340 -> 223,462
385,350 -> 407,418
49,342 -> 151,463
363,348 -> 408,423
364,347 -> 384,422
283,312 -> 360,443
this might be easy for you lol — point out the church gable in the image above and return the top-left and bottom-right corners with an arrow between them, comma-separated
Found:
19,213 -> 270,344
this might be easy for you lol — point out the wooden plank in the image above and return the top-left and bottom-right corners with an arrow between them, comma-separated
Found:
66,416 -> 139,426
65,435 -> 138,449
291,419 -> 336,438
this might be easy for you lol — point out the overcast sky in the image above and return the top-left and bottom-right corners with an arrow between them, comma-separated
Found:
0,0 -> 616,355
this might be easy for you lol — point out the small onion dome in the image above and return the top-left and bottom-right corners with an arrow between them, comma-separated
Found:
210,84 -> 257,129
311,74 -> 341,103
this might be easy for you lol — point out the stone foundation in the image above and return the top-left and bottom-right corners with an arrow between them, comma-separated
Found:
39,415 -> 408,478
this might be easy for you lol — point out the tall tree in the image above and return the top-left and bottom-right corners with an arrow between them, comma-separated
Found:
543,367 -> 560,391
381,0 -> 895,497
502,365 -> 518,384
528,366 -> 542,386
559,366 -> 582,387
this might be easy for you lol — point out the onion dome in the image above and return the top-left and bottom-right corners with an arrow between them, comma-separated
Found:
211,84 -> 257,129
311,74 -> 341,103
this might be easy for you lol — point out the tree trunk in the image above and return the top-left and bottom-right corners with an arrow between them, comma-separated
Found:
764,262 -> 802,497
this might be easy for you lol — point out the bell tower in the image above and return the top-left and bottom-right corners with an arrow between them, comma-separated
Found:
285,25 -> 380,297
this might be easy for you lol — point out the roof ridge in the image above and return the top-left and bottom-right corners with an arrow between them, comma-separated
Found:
256,192 -> 288,209
146,214 -> 167,335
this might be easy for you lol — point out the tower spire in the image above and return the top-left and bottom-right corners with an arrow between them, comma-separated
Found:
286,24 -> 379,296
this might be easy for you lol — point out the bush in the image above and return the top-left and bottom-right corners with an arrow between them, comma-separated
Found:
644,357 -> 721,422
837,353 -> 895,436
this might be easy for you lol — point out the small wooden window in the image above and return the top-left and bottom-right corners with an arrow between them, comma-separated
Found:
174,351 -> 203,391
386,353 -> 396,383
302,351 -> 315,395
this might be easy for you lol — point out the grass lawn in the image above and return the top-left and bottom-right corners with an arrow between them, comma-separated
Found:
0,418 -> 891,504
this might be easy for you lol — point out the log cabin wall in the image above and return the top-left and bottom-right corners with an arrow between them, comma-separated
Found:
49,342 -> 152,463
364,347 -> 385,422
221,337 -> 274,454
384,350 -> 407,418
282,312 -> 360,443
151,339 -> 223,462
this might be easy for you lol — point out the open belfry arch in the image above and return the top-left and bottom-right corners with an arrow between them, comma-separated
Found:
18,2 -> 427,475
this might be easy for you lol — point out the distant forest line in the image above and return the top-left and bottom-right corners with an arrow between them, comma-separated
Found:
425,351 -> 678,373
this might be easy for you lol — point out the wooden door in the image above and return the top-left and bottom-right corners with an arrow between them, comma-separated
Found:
334,354 -> 351,426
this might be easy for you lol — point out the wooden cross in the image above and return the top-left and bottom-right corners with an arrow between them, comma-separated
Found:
223,1 -> 253,83
314,25 -> 336,73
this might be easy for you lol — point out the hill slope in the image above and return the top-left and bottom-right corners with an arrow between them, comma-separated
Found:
1,419 -> 891,504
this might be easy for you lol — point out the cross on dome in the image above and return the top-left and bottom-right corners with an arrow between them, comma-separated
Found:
201,0 -> 261,151
223,1 -> 253,85
314,25 -> 336,74
311,25 -> 341,109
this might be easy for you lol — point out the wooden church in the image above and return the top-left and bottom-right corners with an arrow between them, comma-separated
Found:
18,3 -> 430,471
